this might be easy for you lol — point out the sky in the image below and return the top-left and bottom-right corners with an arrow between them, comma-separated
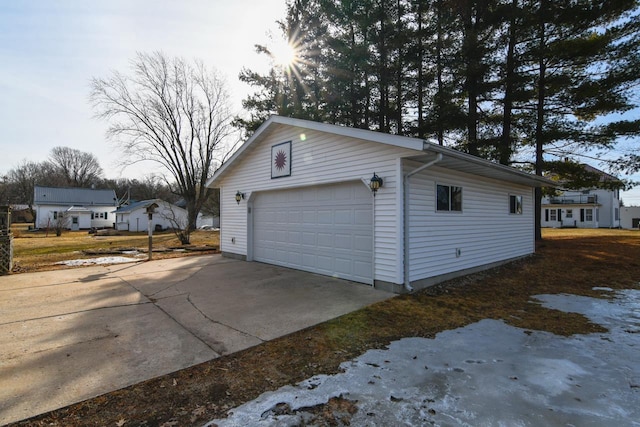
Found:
1,1 -> 639,205
0,0 -> 285,178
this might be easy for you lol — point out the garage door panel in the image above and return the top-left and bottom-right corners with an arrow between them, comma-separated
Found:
288,210 -> 302,224
277,230 -> 288,243
288,231 -> 301,244
334,234 -> 352,249
302,254 -> 315,268
354,235 -> 373,251
317,210 -> 332,224
275,249 -> 288,262
335,258 -> 352,275
334,185 -> 353,200
302,210 -> 316,224
354,209 -> 373,225
289,252 -> 302,265
253,182 -> 373,284
302,189 -> 316,202
317,232 -> 333,248
316,255 -> 333,271
301,232 -> 316,245
317,187 -> 333,201
334,210 -> 352,224
354,261 -> 372,277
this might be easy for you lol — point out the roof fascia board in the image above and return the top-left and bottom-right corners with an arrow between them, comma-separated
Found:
422,143 -> 556,187
207,115 -> 555,188
206,117 -> 278,187
206,116 -> 425,187
269,116 -> 425,151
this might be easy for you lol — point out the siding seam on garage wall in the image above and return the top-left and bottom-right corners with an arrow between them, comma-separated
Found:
405,160 -> 535,282
218,126 -> 419,284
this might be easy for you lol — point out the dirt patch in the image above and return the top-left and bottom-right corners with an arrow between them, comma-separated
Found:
10,229 -> 640,427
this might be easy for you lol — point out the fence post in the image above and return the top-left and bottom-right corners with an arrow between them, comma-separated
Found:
0,206 -> 13,275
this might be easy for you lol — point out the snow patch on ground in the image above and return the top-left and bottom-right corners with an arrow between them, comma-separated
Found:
206,290 -> 640,427
55,256 -> 142,266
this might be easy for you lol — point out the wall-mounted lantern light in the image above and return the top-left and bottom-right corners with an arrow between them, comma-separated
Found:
369,172 -> 383,195
235,191 -> 245,204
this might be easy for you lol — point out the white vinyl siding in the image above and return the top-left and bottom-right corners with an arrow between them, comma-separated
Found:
218,126 -> 417,284
114,202 -> 188,232
405,162 -> 534,282
34,205 -> 116,229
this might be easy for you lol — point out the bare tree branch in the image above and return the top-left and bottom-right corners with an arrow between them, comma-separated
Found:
90,52 -> 238,239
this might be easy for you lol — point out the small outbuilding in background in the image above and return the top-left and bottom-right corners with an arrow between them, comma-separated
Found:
113,199 -> 187,232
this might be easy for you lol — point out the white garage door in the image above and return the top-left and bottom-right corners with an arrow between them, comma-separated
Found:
253,181 -> 373,284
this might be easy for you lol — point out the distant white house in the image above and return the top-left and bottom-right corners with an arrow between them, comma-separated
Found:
196,213 -> 220,229
620,206 -> 640,229
33,186 -> 118,230
541,165 -> 622,229
113,199 -> 187,232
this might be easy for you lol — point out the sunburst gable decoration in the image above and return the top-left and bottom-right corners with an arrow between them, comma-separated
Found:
271,141 -> 292,178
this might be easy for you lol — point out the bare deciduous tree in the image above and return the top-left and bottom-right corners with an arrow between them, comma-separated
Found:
6,160 -> 41,208
90,52 -> 237,240
160,204 -> 191,245
6,160 -> 58,221
48,147 -> 104,187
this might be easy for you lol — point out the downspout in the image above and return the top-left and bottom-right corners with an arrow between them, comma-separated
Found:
361,177 -> 376,288
403,153 -> 443,292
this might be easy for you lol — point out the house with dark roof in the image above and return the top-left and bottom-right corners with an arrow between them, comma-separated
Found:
33,186 -> 118,230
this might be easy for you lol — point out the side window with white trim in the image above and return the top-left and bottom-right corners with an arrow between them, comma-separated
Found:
509,195 -> 523,214
436,184 -> 463,212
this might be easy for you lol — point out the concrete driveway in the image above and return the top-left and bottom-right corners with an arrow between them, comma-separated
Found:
0,255 -> 392,425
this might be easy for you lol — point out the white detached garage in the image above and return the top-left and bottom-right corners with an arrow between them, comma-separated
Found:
207,116 -> 551,293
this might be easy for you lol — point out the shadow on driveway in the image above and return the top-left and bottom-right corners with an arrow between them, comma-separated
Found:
0,255 -> 392,425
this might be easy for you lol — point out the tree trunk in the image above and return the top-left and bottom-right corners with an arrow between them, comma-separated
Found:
534,0 -> 547,242
500,0 -> 517,165
464,3 -> 479,156
416,0 -> 424,138
436,0 -> 444,145
379,4 -> 389,133
395,0 -> 403,135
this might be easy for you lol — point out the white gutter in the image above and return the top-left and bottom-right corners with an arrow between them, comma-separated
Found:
403,153 -> 443,292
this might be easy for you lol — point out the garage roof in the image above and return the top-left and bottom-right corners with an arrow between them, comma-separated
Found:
114,199 -> 162,214
208,116 -> 554,188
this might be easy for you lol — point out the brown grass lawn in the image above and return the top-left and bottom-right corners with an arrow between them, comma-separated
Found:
12,228 -> 640,427
11,223 -> 220,273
